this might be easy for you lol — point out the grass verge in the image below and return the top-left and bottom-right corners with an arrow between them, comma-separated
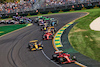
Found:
68,8 -> 100,62
0,24 -> 27,36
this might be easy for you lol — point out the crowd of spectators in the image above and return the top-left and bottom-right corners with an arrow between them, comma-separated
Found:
0,0 -> 100,15
42,0 -> 100,7
0,1 -> 35,14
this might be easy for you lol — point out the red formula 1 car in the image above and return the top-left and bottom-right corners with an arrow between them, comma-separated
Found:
42,32 -> 53,40
52,51 -> 76,64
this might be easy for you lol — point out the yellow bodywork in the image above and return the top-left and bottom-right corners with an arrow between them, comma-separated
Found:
31,48 -> 36,51
47,26 -> 54,32
29,40 -> 43,51
39,47 -> 43,50
35,44 -> 38,49
47,26 -> 54,29
29,40 -> 38,43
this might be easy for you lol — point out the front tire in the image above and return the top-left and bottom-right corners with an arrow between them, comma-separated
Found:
52,54 -> 57,60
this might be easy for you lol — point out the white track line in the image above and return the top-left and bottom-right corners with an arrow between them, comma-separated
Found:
41,50 -> 61,67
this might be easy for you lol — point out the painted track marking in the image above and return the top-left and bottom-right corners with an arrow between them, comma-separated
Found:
41,50 -> 61,67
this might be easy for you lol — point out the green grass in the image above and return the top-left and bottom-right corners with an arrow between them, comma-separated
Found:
0,24 -> 27,36
68,8 -> 100,62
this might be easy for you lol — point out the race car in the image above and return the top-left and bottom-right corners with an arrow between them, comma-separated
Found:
35,16 -> 51,23
28,40 -> 43,51
40,21 -> 49,31
38,19 -> 44,26
42,32 -> 53,40
50,18 -> 58,26
0,20 -> 6,24
47,26 -> 56,35
19,17 -> 33,24
40,25 -> 47,31
10,20 -> 19,24
35,16 -> 44,23
5,20 -> 11,24
5,20 -> 19,24
12,15 -> 22,21
52,51 -> 76,64
44,17 -> 50,21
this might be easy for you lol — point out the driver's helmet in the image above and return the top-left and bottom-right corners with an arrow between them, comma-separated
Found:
44,27 -> 46,30
38,44 -> 41,46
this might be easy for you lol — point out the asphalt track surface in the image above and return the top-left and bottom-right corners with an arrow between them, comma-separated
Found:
0,13 -> 87,67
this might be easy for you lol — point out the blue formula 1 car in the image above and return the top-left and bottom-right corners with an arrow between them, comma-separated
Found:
19,17 -> 33,24
50,18 -> 58,26
12,15 -> 22,21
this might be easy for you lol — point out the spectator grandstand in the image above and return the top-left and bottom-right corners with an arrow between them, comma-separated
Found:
0,0 -> 35,14
0,0 -> 100,18
43,0 -> 100,8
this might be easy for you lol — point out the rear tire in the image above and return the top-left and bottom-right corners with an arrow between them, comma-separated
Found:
71,55 -> 77,61
54,23 -> 57,26
49,35 -> 53,39
58,57 -> 63,64
43,36 -> 45,40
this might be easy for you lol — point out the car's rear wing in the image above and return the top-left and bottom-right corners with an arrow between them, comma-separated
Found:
47,26 -> 54,29
29,40 -> 38,43
54,50 -> 63,54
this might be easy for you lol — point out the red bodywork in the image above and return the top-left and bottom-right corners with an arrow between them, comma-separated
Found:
43,32 -> 53,40
54,51 -> 75,64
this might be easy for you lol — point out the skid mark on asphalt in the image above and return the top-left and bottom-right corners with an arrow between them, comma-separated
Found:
7,27 -> 40,67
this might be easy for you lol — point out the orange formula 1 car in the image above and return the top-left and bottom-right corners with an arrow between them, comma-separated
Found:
28,40 -> 43,51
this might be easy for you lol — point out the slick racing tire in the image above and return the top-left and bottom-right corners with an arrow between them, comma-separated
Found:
49,35 -> 53,39
52,54 -> 57,60
40,28 -> 43,31
71,55 -> 77,61
54,29 -> 56,34
54,23 -> 57,26
38,24 -> 39,26
42,36 -> 45,40
58,57 -> 63,64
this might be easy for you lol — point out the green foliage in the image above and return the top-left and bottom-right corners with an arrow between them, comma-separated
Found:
69,8 -> 100,62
